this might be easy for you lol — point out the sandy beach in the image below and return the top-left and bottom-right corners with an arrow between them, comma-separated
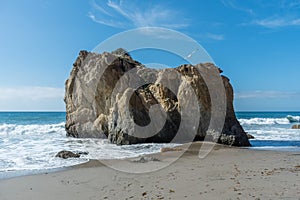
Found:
0,142 -> 299,200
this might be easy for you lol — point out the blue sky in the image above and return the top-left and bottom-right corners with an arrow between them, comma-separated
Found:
0,0 -> 300,111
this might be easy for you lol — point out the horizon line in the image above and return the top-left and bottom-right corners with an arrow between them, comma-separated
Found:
0,110 -> 299,113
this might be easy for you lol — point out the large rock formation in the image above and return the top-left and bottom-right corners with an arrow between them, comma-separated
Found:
64,49 -> 250,146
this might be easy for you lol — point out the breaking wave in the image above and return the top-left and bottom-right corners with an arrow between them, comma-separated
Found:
286,115 -> 300,123
0,122 -> 66,137
238,118 -> 290,125
0,122 -> 177,175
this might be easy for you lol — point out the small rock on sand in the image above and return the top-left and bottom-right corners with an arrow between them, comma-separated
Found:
55,150 -> 80,159
132,156 -> 160,163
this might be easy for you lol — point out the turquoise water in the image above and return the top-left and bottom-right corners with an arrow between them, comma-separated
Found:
236,111 -> 300,120
0,112 -> 65,125
0,111 -> 299,177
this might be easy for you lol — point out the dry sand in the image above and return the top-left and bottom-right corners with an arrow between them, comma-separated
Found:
0,142 -> 299,200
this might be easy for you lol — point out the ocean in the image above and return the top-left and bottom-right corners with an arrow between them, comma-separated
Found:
0,111 -> 299,178
236,112 -> 300,151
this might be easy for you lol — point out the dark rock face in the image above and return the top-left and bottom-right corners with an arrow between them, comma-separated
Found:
56,150 -> 80,159
247,133 -> 255,139
64,50 -> 250,147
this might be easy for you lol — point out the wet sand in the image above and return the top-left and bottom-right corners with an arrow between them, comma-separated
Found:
0,142 -> 299,200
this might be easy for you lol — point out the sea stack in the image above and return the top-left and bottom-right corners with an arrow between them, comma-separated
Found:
64,49 -> 250,147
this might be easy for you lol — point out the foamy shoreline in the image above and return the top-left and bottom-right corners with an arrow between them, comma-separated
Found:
0,142 -> 299,200
1,112 -> 300,174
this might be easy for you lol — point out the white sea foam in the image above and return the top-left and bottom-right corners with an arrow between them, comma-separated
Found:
0,123 -> 178,173
238,116 -> 300,144
246,128 -> 300,141
1,114 -> 299,175
286,115 -> 300,123
0,122 -> 66,137
238,118 -> 290,125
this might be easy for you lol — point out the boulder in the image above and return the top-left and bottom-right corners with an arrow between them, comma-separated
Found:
247,133 -> 255,139
64,49 -> 250,147
292,124 -> 300,129
55,150 -> 80,159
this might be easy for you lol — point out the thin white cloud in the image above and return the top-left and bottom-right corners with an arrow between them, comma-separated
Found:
221,0 -> 300,28
253,17 -> 300,28
0,87 -> 64,101
235,91 -> 300,99
88,12 -> 126,28
220,0 -> 255,15
205,33 -> 225,41
91,0 -> 113,17
89,0 -> 188,29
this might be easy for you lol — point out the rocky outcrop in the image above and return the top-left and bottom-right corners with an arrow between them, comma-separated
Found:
292,124 -> 300,129
64,49 -> 250,147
